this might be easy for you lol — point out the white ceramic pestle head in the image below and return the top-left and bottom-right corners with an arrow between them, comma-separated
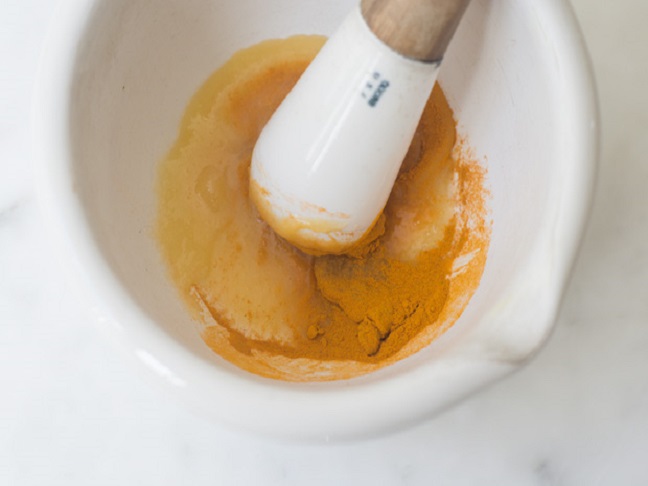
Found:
250,0 -> 470,254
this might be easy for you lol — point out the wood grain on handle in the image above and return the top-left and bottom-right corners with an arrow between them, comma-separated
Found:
361,0 -> 471,62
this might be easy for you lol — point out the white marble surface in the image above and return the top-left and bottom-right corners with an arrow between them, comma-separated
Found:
2,0 -> 647,484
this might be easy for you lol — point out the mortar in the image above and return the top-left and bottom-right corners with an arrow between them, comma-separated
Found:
35,0 -> 598,439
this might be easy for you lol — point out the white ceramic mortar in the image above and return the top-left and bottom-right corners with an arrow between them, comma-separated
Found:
35,0 -> 598,439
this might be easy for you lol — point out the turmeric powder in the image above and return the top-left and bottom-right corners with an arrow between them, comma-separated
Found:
156,35 -> 490,381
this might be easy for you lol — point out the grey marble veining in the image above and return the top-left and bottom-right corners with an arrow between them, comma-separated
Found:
0,203 -> 23,232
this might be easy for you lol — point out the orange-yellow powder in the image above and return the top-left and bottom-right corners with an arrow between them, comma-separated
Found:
155,35 -> 490,382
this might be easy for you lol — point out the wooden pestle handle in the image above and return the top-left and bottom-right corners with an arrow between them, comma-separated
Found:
361,0 -> 471,62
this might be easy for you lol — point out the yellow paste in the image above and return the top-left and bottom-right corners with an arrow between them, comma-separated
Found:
156,35 -> 490,382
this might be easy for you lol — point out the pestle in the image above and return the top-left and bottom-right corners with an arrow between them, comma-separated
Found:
250,0 -> 471,254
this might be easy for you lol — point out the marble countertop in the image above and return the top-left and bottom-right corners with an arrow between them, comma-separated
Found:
2,0 -> 647,484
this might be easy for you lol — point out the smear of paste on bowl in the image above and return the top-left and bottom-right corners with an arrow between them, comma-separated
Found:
155,35 -> 490,382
